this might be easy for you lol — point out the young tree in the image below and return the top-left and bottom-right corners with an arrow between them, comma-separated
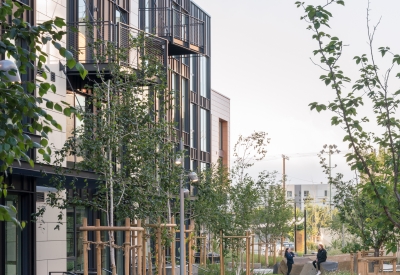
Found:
192,162 -> 232,236
0,1 -> 86,226
296,0 -> 400,237
47,28 -> 180,273
333,174 -> 398,254
251,174 -> 293,262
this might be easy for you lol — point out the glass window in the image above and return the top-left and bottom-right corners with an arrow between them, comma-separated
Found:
66,206 -> 87,272
324,190 -> 328,196
219,121 -> 223,150
5,195 -> 21,275
75,94 -> 86,133
200,108 -> 208,152
304,190 -> 309,197
190,56 -> 197,92
116,8 -> 127,24
199,56 -> 208,98
287,191 -> 292,198
190,104 -> 196,147
172,73 -> 180,127
182,79 -> 189,132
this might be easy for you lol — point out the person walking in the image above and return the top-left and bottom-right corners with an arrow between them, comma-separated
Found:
312,244 -> 327,275
284,247 -> 295,275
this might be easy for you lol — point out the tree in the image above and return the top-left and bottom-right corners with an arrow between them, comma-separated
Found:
45,28 -> 180,273
333,172 -> 398,254
192,161 -> 232,236
304,203 -> 330,245
251,174 -> 293,261
296,0 -> 400,238
0,0 -> 86,226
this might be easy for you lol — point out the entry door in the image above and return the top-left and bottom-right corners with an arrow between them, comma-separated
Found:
5,195 -> 21,275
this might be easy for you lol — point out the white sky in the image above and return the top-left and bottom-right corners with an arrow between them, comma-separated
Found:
198,0 -> 400,184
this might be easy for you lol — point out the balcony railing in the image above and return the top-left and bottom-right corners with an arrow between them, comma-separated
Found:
66,21 -> 168,70
139,7 -> 205,52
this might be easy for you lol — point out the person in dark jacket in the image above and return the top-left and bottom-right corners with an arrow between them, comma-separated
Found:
312,244 -> 327,275
284,247 -> 295,275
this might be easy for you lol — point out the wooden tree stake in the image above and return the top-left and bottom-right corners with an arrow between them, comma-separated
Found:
137,220 -> 142,275
96,219 -> 102,275
83,218 -> 88,275
125,218 -> 131,275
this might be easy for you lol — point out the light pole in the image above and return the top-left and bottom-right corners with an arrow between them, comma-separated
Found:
175,138 -> 198,275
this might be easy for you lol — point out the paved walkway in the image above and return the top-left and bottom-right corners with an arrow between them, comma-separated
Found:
253,268 -> 273,274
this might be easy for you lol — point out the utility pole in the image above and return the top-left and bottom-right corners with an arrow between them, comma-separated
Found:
319,145 -> 340,212
281,154 -> 289,256
282,154 -> 289,190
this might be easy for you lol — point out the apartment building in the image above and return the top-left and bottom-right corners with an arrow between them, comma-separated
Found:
286,183 -> 337,210
1,0 -> 214,274
210,89 -> 230,168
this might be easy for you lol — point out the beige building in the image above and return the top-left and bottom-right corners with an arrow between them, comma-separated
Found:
211,89 -> 230,168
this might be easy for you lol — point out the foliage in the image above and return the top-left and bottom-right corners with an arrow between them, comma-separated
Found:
304,203 -> 331,243
193,161 -> 231,236
296,0 -> 400,233
251,173 -> 293,249
332,173 -> 398,254
0,0 -> 86,227
229,132 -> 270,236
45,26 -> 179,272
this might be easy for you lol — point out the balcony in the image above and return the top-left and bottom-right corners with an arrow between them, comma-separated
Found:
66,21 -> 168,74
139,6 -> 210,56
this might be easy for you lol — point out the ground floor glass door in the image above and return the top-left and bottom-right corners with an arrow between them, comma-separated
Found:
5,195 -> 21,275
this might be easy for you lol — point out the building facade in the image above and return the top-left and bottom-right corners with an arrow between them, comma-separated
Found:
1,0 -> 214,274
210,89 -> 230,168
286,183 -> 337,210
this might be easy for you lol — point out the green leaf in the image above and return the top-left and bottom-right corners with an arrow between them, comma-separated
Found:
54,103 -> 62,112
75,62 -> 88,80
66,58 -> 76,69
40,139 -> 48,147
46,101 -> 54,109
63,107 -> 72,117
43,153 -> 51,163
54,17 -> 66,28
50,84 -> 56,93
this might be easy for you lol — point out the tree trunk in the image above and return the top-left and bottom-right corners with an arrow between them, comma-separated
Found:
107,82 -> 117,275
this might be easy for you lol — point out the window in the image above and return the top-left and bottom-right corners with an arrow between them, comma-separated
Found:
200,108 -> 209,152
190,104 -> 196,147
219,121 -> 223,150
199,56 -> 208,98
304,190 -> 309,197
66,206 -> 88,272
172,73 -> 180,127
115,8 -> 127,24
324,190 -> 328,196
182,78 -> 189,132
5,195 -> 21,275
287,191 -> 292,198
190,56 -> 197,92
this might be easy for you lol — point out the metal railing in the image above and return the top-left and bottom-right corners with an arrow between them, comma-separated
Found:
66,21 -> 168,69
139,7 -> 205,49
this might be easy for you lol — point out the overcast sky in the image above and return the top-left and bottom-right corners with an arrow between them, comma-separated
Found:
198,0 -> 400,184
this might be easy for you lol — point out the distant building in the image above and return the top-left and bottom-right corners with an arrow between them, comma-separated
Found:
285,183 -> 336,210
211,90 -> 230,168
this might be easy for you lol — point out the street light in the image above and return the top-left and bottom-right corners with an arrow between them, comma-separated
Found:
0,60 -> 21,82
176,138 -> 198,275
